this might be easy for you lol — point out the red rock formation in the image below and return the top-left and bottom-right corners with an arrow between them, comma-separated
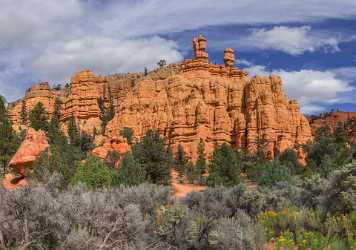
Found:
193,35 -> 209,62
92,136 -> 130,167
2,128 -> 49,189
61,70 -> 106,134
8,82 -> 56,131
8,36 -> 312,162
309,112 -> 356,142
224,48 -> 235,67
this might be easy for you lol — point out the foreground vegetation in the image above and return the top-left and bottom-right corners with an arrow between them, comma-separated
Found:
0,98 -> 355,249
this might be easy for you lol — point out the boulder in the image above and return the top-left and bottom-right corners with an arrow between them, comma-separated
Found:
2,128 -> 49,190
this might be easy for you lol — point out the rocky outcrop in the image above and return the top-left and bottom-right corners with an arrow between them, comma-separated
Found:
8,36 -> 312,161
8,82 -> 56,131
92,136 -> 130,167
309,112 -> 356,143
2,128 -> 49,189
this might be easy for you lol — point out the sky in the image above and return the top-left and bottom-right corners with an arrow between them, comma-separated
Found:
0,0 -> 356,114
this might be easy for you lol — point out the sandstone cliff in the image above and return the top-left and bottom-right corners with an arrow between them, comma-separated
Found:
309,112 -> 356,143
8,36 -> 312,160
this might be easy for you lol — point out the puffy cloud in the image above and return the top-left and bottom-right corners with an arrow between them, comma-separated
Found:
241,26 -> 343,55
0,0 -> 82,48
1,0 -> 356,101
32,36 -> 183,83
245,62 -> 354,113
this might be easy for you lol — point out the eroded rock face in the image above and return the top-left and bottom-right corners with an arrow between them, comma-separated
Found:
309,112 -> 356,143
2,128 -> 49,189
8,36 -> 312,161
8,82 -> 56,131
91,136 -> 130,167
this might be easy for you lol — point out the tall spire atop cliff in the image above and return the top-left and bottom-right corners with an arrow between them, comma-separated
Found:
192,35 -> 209,62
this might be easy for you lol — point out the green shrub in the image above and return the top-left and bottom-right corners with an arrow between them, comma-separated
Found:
257,162 -> 291,187
319,161 -> 356,213
71,157 -> 116,189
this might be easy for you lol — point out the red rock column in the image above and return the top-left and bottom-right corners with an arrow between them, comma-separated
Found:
193,35 -> 209,62
224,48 -> 235,67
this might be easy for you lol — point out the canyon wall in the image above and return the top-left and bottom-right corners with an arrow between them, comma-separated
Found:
8,36 -> 312,160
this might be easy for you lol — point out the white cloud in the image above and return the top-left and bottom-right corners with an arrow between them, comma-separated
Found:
244,61 -> 354,113
241,26 -> 342,55
93,0 -> 356,37
32,36 -> 183,83
0,0 -> 82,48
1,0 -> 356,101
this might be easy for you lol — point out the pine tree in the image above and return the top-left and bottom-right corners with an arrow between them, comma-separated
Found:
116,153 -> 146,186
132,129 -> 172,185
68,116 -> 80,146
174,144 -> 189,182
29,102 -> 49,131
206,143 -> 241,187
20,99 -> 28,125
195,139 -> 206,184
48,98 -> 66,144
0,96 -> 19,175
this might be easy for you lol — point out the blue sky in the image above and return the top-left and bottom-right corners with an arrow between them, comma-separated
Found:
0,0 -> 356,114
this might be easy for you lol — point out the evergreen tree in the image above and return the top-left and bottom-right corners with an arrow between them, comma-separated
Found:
306,125 -> 353,177
116,153 -> 146,186
157,59 -> 167,68
78,132 -> 95,152
334,123 -> 348,144
48,98 -> 66,144
195,139 -> 207,183
206,143 -> 241,187
20,99 -> 28,125
121,127 -> 134,145
0,96 -> 19,175
29,102 -> 49,131
132,129 -> 172,184
174,144 -> 189,182
68,116 -> 80,146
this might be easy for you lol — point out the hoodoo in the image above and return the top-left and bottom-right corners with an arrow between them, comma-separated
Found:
8,36 -> 312,161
